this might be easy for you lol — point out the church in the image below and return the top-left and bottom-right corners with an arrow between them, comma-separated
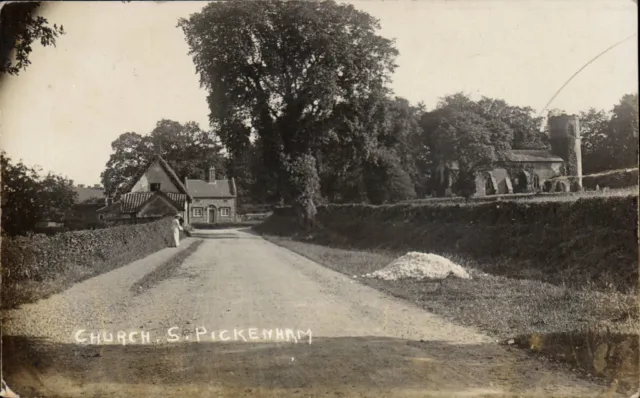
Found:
432,114 -> 583,197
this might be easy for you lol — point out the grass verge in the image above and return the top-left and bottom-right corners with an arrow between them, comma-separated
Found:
130,239 -> 204,295
1,242 -> 186,311
262,234 -> 639,393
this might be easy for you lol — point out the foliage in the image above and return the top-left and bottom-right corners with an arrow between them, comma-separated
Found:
578,93 -> 639,173
1,151 -> 77,236
1,217 -> 175,283
316,94 -> 421,204
101,119 -> 224,199
423,107 -> 513,197
607,93 -> 639,170
433,93 -> 548,150
284,153 -> 321,230
0,1 -> 65,75
579,108 -> 612,174
179,0 -> 398,222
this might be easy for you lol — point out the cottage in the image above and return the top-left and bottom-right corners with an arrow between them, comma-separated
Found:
97,156 -> 191,225
185,167 -> 237,225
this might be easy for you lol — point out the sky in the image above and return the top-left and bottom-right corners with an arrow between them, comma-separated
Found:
0,0 -> 637,186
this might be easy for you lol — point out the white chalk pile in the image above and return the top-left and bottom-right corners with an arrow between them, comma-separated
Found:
364,252 -> 471,281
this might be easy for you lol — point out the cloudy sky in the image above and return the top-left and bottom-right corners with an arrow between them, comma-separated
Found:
0,0 -> 637,185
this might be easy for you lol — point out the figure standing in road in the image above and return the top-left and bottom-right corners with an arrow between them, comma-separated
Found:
172,214 -> 183,247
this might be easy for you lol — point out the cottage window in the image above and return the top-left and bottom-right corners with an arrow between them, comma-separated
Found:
192,207 -> 203,217
99,214 -> 104,221
220,207 -> 230,216
150,183 -> 161,192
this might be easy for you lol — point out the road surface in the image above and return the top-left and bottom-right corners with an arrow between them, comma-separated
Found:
1,228 -> 620,397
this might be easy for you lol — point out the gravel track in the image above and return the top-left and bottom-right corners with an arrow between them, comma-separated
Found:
1,228 -> 622,397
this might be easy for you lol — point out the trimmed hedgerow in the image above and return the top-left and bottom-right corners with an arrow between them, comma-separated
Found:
261,195 -> 638,292
553,168 -> 638,190
2,217 -> 177,283
583,168 -> 638,190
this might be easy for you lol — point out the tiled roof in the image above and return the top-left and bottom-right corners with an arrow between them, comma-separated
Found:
186,178 -> 237,198
114,192 -> 188,213
507,150 -> 564,163
120,156 -> 191,199
73,187 -> 104,203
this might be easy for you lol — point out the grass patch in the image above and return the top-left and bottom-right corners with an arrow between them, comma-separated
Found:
130,239 -> 204,295
262,235 -> 639,393
2,266 -> 103,310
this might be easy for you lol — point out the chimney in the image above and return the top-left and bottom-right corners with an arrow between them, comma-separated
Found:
208,166 -> 216,183
105,196 -> 112,206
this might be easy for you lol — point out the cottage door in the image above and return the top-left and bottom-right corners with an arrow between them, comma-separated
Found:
208,207 -> 217,224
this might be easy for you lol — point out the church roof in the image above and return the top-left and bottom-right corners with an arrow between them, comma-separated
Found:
507,150 -> 564,163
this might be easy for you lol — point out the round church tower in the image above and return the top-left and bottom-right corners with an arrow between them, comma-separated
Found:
548,114 -> 582,190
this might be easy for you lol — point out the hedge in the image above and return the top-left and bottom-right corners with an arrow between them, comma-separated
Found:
582,168 -> 638,190
265,195 -> 638,291
552,168 -> 638,191
1,217 -> 178,283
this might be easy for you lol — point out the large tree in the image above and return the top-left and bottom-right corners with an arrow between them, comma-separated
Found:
178,0 -> 398,227
101,120 -> 224,200
1,152 -> 76,236
607,93 -> 638,170
322,94 -> 420,204
577,93 -> 638,173
579,107 -> 611,173
434,93 -> 547,150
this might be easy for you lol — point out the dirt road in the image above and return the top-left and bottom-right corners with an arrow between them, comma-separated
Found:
1,228 -> 621,397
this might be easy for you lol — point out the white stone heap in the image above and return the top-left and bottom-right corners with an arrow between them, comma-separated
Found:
364,252 -> 471,281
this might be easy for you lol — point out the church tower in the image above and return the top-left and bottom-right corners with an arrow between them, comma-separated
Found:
548,114 -> 582,190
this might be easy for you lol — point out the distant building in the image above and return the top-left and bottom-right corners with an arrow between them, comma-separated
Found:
96,156 -> 238,226
97,156 -> 192,225
432,114 -> 582,197
185,166 -> 237,225
66,184 -> 106,229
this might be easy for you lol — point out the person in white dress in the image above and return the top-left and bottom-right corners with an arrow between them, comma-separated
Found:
172,214 -> 183,247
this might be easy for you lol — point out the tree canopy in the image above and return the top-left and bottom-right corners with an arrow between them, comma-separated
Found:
179,0 -> 399,224
1,151 -> 76,236
101,120 -> 224,200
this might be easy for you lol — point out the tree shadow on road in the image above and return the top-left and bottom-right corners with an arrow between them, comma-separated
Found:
1,333 -> 625,397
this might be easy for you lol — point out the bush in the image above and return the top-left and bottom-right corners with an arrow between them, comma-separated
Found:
1,217 -> 176,283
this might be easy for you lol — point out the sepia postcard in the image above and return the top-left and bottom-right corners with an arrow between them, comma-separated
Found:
0,1 -> 638,397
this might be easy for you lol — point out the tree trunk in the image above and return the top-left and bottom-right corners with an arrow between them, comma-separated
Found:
293,193 -> 317,231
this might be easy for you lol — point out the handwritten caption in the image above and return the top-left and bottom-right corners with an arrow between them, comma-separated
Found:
74,327 -> 313,345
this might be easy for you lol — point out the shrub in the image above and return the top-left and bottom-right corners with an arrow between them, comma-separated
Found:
1,217 -> 176,283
